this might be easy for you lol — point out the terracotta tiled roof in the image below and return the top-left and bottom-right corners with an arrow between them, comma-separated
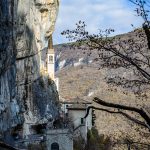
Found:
67,103 -> 87,110
60,96 -> 91,104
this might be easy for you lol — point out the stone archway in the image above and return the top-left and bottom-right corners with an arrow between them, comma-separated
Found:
51,142 -> 59,150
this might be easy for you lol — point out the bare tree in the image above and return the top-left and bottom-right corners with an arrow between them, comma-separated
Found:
62,0 -> 150,130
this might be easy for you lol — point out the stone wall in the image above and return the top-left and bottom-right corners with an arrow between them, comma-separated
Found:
46,129 -> 73,150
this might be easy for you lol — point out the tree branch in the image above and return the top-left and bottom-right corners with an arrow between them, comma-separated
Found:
84,106 -> 149,129
93,97 -> 150,128
88,37 -> 150,81
16,47 -> 47,61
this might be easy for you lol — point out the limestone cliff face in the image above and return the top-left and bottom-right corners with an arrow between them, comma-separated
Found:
0,0 -> 59,135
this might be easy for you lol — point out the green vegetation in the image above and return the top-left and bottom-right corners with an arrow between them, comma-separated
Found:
86,127 -> 111,150
28,142 -> 47,150
39,77 -> 45,88
74,127 -> 111,150
48,78 -> 53,85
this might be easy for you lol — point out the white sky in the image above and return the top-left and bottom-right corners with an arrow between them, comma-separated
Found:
53,0 -> 143,44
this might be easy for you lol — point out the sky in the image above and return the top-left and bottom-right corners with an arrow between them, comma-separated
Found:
53,0 -> 144,45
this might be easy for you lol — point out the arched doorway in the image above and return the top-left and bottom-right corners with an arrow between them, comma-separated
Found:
51,142 -> 59,150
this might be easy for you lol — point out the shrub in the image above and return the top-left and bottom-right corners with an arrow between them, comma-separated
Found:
28,142 -> 46,150
39,77 -> 45,88
86,127 -> 111,150
74,127 -> 111,150
48,78 -> 52,85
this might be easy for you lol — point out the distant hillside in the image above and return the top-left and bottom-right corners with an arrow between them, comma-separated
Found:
54,28 -> 143,71
54,29 -> 150,149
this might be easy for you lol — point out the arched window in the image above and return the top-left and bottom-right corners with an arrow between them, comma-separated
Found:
49,55 -> 54,63
51,142 -> 59,150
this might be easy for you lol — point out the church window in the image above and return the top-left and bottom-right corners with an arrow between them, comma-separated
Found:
49,55 -> 53,63
65,113 -> 68,117
51,142 -> 59,150
81,118 -> 84,124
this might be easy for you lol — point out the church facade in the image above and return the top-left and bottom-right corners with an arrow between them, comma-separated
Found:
46,129 -> 73,150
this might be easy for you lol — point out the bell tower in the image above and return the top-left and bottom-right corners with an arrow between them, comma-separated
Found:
47,35 -> 59,91
47,35 -> 55,80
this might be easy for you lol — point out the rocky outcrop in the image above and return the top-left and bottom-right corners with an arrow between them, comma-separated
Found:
0,0 -> 59,142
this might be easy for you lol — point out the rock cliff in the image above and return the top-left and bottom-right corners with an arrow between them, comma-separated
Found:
0,0 -> 59,142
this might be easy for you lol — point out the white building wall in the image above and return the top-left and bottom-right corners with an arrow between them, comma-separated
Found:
54,77 -> 59,91
61,103 -> 72,114
68,109 -> 92,130
68,110 -> 86,128
47,53 -> 55,80
86,108 -> 92,130
68,109 -> 92,140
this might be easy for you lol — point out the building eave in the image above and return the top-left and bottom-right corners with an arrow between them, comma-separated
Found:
67,108 -> 87,110
60,101 -> 92,104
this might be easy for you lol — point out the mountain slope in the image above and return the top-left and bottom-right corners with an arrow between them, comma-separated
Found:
55,30 -> 150,149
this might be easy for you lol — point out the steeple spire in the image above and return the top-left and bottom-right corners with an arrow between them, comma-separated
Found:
48,35 -> 54,53
48,35 -> 53,49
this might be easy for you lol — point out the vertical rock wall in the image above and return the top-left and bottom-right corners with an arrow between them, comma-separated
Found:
0,0 -> 18,132
0,0 -> 60,136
